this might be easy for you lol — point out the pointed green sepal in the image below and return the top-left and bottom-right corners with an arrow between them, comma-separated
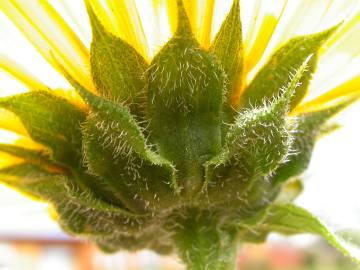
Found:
0,163 -> 155,237
175,0 -> 193,37
0,91 -> 85,168
0,144 -> 54,165
240,24 -> 340,110
86,0 -> 148,115
272,97 -> 357,185
206,57 -> 310,183
254,204 -> 360,264
63,70 -> 178,213
228,56 -> 312,176
146,2 -> 225,196
210,0 -> 243,118
202,58 -> 311,205
82,113 -> 177,214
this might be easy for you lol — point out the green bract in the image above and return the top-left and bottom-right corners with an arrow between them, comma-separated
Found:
0,1 -> 359,269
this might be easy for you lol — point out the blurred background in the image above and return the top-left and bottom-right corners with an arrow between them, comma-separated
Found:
0,103 -> 359,270
0,228 -> 358,270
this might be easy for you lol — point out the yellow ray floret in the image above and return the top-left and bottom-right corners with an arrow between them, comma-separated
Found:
0,129 -> 59,174
0,128 -> 47,153
295,75 -> 360,114
88,0 -> 149,59
232,14 -> 278,107
0,56 -> 87,109
233,0 -> 288,106
155,0 -> 178,35
1,0 -> 95,92
154,0 -> 216,48
14,137 -> 48,152
196,0 -> 215,48
107,0 -> 149,58
324,12 -> 360,56
182,0 -> 216,48
243,14 -> 280,77
151,0 -> 177,55
0,129 -> 44,169
0,109 -> 28,137
182,0 -> 198,35
0,151 -> 23,169
0,55 -> 48,91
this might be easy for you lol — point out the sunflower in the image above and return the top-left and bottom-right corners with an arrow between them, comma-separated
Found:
0,0 -> 360,269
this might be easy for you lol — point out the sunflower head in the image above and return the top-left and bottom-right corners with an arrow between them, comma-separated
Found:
0,0 -> 360,269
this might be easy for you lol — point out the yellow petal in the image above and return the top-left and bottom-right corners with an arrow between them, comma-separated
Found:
0,129 -> 44,169
0,55 -> 48,90
183,0 -> 199,34
106,0 -> 149,58
248,0 -> 356,81
49,0 -> 92,45
0,151 -> 23,169
0,109 -> 28,136
243,13 -> 281,75
231,0 -> 287,105
14,137 -> 48,152
294,74 -> 360,114
234,13 -> 279,106
0,56 -> 87,109
211,0 -> 232,40
0,129 -> 65,175
196,0 -> 216,48
0,71 -> 29,97
242,0 -> 287,68
52,88 -> 87,110
324,11 -> 360,55
301,10 -> 360,106
1,0 -> 94,92
139,0 -> 216,55
241,0 -> 289,83
160,0 -> 178,34
183,0 -> 216,48
89,0 -> 149,59
151,0 -> 176,48
0,128 -> 46,152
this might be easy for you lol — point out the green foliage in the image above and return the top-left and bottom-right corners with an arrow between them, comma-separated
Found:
242,204 -> 360,263
0,1 -> 358,269
0,163 -> 172,251
272,97 -> 356,186
210,0 -> 243,120
146,1 -> 225,196
0,91 -> 85,168
0,144 -> 53,165
86,0 -> 148,116
172,208 -> 238,270
203,57 -> 308,204
240,25 -> 339,110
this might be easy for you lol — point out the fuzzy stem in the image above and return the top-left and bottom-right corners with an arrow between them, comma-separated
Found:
172,209 -> 238,270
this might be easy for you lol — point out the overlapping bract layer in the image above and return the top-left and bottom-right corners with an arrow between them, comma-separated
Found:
0,0 -> 359,266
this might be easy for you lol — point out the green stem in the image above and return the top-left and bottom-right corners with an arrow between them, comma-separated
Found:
172,209 -> 238,270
